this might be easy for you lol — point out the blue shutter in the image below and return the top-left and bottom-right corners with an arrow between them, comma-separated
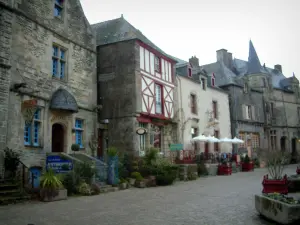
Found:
33,121 -> 39,146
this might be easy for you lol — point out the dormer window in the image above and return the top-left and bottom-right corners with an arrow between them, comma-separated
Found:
211,73 -> 215,87
188,67 -> 192,77
154,56 -> 161,73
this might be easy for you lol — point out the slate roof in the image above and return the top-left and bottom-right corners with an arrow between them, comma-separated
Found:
91,16 -> 176,62
201,40 -> 296,91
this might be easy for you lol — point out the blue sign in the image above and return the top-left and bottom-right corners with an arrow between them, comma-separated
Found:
46,155 -> 73,173
170,144 -> 183,151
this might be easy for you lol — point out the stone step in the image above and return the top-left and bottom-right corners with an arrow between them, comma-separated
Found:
0,183 -> 18,190
0,195 -> 30,205
99,185 -> 119,193
0,189 -> 21,196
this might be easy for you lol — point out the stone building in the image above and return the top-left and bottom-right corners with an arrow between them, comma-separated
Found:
0,0 -> 97,175
202,40 -> 300,157
92,15 -> 178,157
175,56 -> 232,154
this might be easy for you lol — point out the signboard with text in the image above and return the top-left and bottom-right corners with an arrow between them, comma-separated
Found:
46,155 -> 73,173
170,144 -> 183,151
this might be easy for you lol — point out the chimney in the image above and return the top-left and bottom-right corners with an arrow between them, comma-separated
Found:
189,56 -> 199,67
216,49 -> 228,63
227,52 -> 233,70
274,64 -> 282,73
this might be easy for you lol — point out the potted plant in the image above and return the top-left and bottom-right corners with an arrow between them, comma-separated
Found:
39,169 -> 67,202
119,178 -> 128,190
135,175 -> 146,188
4,147 -> 20,179
241,155 -> 254,172
218,159 -> 232,176
71,144 -> 80,154
260,149 -> 290,194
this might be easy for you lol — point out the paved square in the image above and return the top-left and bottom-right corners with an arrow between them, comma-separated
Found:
0,165 -> 297,225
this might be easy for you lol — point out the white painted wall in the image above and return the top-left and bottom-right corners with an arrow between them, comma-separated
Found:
177,75 -> 232,153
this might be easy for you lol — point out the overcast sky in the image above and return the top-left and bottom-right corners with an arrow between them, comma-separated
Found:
80,0 -> 299,79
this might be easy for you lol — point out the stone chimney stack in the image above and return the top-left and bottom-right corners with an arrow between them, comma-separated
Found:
227,52 -> 233,70
274,64 -> 282,73
216,49 -> 233,69
189,56 -> 199,67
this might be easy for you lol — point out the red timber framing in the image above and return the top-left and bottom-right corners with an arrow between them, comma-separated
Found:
138,40 -> 175,121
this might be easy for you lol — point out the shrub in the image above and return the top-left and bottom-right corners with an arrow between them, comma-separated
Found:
107,147 -> 118,157
144,148 -> 159,166
62,172 -> 81,196
131,172 -> 142,180
74,162 -> 96,185
71,144 -> 80,152
197,162 -> 208,176
77,182 -> 92,196
4,148 -> 20,176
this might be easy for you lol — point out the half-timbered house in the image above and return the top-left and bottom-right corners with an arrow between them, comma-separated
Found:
92,15 -> 178,157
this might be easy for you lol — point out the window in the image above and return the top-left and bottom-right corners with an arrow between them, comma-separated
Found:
150,125 -> 162,151
154,56 -> 161,72
54,0 -> 64,17
75,119 -> 84,148
270,102 -> 275,117
238,132 -> 246,148
211,73 -> 215,87
24,109 -> 42,146
190,94 -> 197,114
212,101 -> 218,119
188,67 -> 192,77
252,133 -> 260,149
139,123 -> 147,152
243,83 -> 248,93
191,128 -> 198,151
201,78 -> 206,90
245,105 -> 252,120
52,45 -> 66,80
270,130 -> 277,150
214,130 -> 219,151
155,84 -> 163,114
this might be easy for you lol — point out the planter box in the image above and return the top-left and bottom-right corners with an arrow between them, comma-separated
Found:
297,167 -> 300,175
129,178 -> 136,186
119,183 -> 128,190
218,164 -> 232,176
255,194 -> 300,224
207,164 -> 218,176
41,189 -> 67,202
288,176 -> 300,193
262,174 -> 289,194
135,180 -> 146,188
241,162 -> 254,172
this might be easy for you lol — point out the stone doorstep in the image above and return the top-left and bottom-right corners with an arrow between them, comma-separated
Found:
99,185 -> 119,193
255,194 -> 300,225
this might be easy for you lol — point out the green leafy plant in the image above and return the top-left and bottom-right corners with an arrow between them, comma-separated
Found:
243,155 -> 250,163
40,169 -> 63,199
4,147 -> 20,177
78,182 -> 92,196
74,162 -> 96,185
107,147 -> 118,157
71,144 -> 80,152
131,172 -> 142,179
197,161 -> 208,176
144,148 -> 159,166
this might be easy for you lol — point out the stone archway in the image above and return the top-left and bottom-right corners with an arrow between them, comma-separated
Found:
280,136 -> 287,151
52,123 -> 65,153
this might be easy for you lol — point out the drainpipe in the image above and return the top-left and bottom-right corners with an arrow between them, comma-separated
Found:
176,75 -> 183,143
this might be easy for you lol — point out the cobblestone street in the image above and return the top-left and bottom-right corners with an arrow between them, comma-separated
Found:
0,165 -> 297,225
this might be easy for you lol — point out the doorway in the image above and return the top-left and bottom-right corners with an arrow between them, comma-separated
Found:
52,123 -> 64,153
280,136 -> 287,151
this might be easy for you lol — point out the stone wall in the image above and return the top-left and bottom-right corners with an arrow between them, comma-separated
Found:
0,0 -> 97,168
97,40 -> 138,153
